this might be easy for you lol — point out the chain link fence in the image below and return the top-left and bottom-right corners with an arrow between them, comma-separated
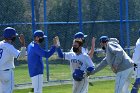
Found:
0,0 -> 139,88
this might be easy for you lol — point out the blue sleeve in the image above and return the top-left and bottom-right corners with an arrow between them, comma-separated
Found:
34,45 -> 56,58
56,47 -> 64,58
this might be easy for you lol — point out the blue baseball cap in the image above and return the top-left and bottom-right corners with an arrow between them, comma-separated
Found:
33,30 -> 47,38
3,27 -> 18,38
74,32 -> 87,39
99,36 -> 109,43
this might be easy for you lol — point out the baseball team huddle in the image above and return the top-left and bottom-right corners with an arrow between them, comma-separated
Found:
0,27 -> 140,93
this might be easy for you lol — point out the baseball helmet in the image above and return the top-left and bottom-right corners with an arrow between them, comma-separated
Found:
33,30 -> 47,38
73,69 -> 84,81
74,32 -> 87,39
3,27 -> 18,39
99,36 -> 109,43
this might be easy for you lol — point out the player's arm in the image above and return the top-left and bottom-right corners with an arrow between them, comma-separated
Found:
88,37 -> 95,58
35,36 -> 62,58
91,57 -> 108,75
17,34 -> 26,60
35,45 -> 56,58
53,36 -> 64,59
17,47 -> 26,60
8,34 -> 26,60
54,36 -> 72,60
8,45 -> 26,60
56,47 -> 63,58
56,47 -> 72,61
85,55 -> 95,76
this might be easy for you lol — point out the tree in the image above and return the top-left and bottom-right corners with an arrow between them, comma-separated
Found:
0,0 -> 26,23
34,0 -> 43,29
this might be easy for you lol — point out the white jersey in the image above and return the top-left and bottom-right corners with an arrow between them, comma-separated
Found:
0,41 -> 20,70
64,52 -> 94,73
64,52 -> 94,93
132,38 -> 140,78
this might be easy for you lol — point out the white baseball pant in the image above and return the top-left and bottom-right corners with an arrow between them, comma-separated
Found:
0,69 -> 14,93
115,67 -> 133,93
73,77 -> 88,93
31,74 -> 43,93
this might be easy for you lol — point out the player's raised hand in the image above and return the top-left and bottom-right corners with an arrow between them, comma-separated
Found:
19,34 -> 25,47
53,36 -> 60,47
91,37 -> 95,48
88,37 -> 96,58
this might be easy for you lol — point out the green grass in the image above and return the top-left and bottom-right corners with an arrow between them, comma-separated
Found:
13,62 -> 138,93
14,64 -> 71,84
14,80 -> 140,93
14,63 -> 114,83
14,63 -> 115,84
14,80 -> 115,93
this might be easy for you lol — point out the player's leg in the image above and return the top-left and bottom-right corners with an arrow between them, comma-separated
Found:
115,68 -> 133,93
1,69 -> 14,93
122,68 -> 133,93
131,78 -> 140,93
0,79 -> 2,93
131,65 -> 140,93
31,74 -> 43,93
122,79 -> 130,93
73,77 -> 88,93
115,72 -> 125,93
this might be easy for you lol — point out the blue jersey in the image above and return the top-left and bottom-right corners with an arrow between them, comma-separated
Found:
27,41 -> 56,77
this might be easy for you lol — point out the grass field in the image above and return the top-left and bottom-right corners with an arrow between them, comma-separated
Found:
14,80 -> 115,93
14,63 -> 115,84
13,60 -> 138,93
14,80 -> 139,93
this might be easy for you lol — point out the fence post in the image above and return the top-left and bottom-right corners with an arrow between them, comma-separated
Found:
43,0 -> 49,81
30,0 -> 36,33
78,0 -> 83,32
119,0 -> 124,48
125,0 -> 130,55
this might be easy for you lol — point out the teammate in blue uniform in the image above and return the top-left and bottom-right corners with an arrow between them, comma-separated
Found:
27,30 -> 58,93
0,27 -> 26,93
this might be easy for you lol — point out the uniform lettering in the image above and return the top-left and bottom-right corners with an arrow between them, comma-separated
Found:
71,59 -> 83,66
0,49 -> 3,59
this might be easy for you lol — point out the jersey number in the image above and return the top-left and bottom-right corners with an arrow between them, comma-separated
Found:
0,49 -> 3,59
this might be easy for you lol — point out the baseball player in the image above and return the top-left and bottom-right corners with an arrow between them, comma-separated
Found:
0,27 -> 26,93
73,32 -> 95,86
92,36 -> 134,93
72,32 -> 95,58
27,30 -> 59,93
56,38 -> 95,93
131,30 -> 140,93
